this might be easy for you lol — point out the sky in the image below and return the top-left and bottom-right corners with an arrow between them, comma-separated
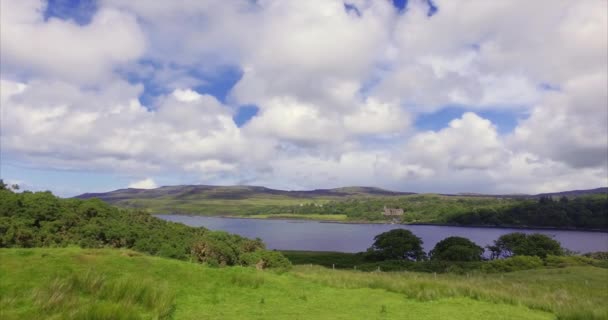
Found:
0,0 -> 607,197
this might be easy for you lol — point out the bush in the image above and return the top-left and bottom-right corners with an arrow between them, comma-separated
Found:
481,256 -> 543,273
241,250 -> 292,272
544,255 -> 608,268
583,251 -> 608,260
0,188 -> 277,269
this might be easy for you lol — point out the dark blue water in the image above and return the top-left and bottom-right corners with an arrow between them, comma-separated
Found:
156,215 -> 608,253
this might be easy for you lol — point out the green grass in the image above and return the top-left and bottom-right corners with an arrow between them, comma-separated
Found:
0,247 -> 565,320
116,196 -> 334,215
292,265 -> 608,320
115,192 -> 524,224
281,250 -> 366,268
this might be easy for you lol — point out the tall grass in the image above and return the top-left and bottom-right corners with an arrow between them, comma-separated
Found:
32,270 -> 175,320
228,269 -> 266,288
292,265 -> 608,320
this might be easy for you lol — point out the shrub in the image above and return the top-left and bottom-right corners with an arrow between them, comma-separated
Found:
481,256 -> 543,273
544,255 -> 608,268
0,188 -> 277,269
191,238 -> 239,266
583,251 -> 608,260
241,250 -> 292,272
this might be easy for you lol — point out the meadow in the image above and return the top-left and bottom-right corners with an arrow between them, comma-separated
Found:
4,247 -> 606,320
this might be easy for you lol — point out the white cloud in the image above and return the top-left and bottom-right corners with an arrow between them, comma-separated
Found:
0,79 -> 266,176
128,178 -> 157,189
510,72 -> 608,168
0,0 -> 145,83
0,0 -> 606,194
405,112 -> 506,171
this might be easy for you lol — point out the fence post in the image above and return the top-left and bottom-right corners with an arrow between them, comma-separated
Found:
332,264 -> 335,270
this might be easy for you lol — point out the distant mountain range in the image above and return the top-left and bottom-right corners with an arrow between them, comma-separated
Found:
75,185 -> 607,203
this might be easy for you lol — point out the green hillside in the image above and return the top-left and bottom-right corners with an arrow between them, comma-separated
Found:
75,185 -> 414,217
75,185 -> 520,220
74,185 -> 608,229
5,247 -> 606,320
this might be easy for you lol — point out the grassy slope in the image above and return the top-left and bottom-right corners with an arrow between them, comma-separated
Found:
77,186 -> 607,226
114,193 -> 339,215
0,247 -> 561,320
104,190 -> 519,222
293,265 -> 608,320
78,185 -> 412,216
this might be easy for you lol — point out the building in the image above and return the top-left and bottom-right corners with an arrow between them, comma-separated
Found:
382,206 -> 404,216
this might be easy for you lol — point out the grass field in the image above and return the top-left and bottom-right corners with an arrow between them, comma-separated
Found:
2,248 -> 606,319
115,195 -> 331,215
281,250 -> 366,268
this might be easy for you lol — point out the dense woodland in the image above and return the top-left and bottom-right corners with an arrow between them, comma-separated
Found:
259,194 -> 608,229
448,195 -> 608,229
0,184 -> 290,270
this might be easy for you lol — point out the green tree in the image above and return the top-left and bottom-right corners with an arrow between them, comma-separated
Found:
488,232 -> 564,259
429,236 -> 484,261
366,229 -> 426,261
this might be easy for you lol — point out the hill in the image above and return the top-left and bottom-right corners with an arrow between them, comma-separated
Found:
73,185 -> 608,227
74,185 -> 415,216
536,187 -> 608,198
76,185 -> 607,203
4,247 -> 607,319
75,185 -> 414,202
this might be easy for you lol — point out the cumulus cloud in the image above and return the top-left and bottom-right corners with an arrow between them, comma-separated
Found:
128,178 -> 157,189
0,0 -> 606,194
0,0 -> 145,83
405,112 -> 506,171
0,79 -> 266,176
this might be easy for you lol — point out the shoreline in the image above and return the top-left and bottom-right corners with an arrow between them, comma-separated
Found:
155,213 -> 608,233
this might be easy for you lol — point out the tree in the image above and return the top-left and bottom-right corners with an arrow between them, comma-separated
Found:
429,236 -> 484,261
488,232 -> 564,259
366,229 -> 426,261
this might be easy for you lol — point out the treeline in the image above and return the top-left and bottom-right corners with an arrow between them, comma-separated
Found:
256,194 -> 608,229
285,229 -> 608,274
448,195 -> 608,229
0,185 -> 290,270
257,195 -> 514,222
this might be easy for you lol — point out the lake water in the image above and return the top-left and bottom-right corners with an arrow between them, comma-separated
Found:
156,215 -> 608,253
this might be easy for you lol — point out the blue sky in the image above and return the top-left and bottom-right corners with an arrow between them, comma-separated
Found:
1,0 -> 606,196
